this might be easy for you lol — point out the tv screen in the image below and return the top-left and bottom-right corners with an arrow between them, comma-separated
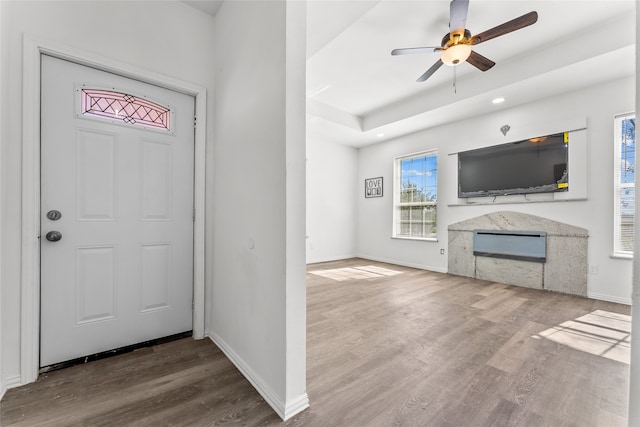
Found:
458,133 -> 568,198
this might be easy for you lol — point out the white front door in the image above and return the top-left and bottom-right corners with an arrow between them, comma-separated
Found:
40,55 -> 195,367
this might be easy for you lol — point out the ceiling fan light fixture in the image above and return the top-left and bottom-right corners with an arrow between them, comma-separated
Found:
441,44 -> 472,66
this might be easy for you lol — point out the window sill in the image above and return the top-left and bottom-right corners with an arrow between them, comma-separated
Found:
391,236 -> 438,242
610,253 -> 633,260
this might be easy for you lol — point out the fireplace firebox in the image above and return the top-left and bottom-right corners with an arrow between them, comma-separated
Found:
473,230 -> 546,263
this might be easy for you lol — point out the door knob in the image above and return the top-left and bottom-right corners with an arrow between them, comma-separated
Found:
45,231 -> 62,242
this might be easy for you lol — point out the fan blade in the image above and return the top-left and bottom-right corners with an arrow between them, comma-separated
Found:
466,50 -> 495,71
391,47 -> 440,56
417,59 -> 444,82
471,11 -> 538,45
449,0 -> 469,40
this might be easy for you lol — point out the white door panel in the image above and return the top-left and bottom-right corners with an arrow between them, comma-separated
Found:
40,55 -> 194,367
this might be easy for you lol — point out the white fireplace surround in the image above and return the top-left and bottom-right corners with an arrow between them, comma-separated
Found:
448,211 -> 588,296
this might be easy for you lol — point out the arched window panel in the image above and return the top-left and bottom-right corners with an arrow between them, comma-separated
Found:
77,87 -> 173,132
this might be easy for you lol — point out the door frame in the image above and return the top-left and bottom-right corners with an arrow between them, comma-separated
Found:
21,35 -> 207,384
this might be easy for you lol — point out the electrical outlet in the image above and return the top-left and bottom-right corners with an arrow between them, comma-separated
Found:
589,265 -> 598,275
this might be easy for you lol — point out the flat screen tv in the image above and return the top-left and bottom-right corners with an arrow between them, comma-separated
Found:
458,132 -> 568,198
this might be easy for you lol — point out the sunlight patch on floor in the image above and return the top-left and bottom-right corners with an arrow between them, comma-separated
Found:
309,265 -> 403,281
533,310 -> 631,364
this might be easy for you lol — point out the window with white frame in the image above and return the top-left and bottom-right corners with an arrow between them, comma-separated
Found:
614,113 -> 635,256
393,150 -> 438,239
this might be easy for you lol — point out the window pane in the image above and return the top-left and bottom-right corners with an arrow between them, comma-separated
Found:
620,186 -> 635,253
620,187 -> 635,214
410,206 -> 422,220
400,222 -> 410,235
619,187 -> 634,252
80,88 -> 171,131
620,117 -> 636,184
401,159 -> 413,176
400,188 -> 411,203
400,207 -> 409,220
394,150 -> 438,238
614,114 -> 635,254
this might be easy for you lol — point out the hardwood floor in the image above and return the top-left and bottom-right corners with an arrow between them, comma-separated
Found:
1,258 -> 630,426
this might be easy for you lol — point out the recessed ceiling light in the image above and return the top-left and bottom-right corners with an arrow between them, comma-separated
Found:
492,97 -> 505,104
377,133 -> 385,137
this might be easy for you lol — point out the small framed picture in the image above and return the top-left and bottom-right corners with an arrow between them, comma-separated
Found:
365,177 -> 383,198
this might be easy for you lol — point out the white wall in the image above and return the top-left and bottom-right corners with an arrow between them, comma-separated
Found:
0,0 -> 215,394
284,1 -> 308,414
357,76 -> 635,303
306,136 -> 358,263
211,1 -> 307,420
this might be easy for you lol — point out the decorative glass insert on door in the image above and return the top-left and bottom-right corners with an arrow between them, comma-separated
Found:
80,88 -> 171,131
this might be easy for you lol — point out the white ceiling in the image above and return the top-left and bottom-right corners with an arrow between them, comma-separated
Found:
184,0 -> 636,148
307,0 -> 636,147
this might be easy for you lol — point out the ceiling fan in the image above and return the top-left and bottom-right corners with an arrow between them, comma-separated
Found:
391,0 -> 538,82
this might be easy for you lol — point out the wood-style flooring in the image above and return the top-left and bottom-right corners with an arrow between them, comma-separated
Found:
1,258 -> 631,426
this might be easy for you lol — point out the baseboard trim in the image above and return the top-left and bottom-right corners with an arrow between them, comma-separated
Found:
355,254 -> 448,274
205,329 -> 308,421
306,254 -> 357,265
1,375 -> 23,401
587,292 -> 632,305
284,391 -> 310,420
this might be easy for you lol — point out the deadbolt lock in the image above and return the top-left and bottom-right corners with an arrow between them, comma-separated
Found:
47,210 -> 62,221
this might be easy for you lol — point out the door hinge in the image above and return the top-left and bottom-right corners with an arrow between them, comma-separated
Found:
193,209 -> 196,221
194,115 -> 197,129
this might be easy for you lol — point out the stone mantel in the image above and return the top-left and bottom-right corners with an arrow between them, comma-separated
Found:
448,211 -> 588,296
